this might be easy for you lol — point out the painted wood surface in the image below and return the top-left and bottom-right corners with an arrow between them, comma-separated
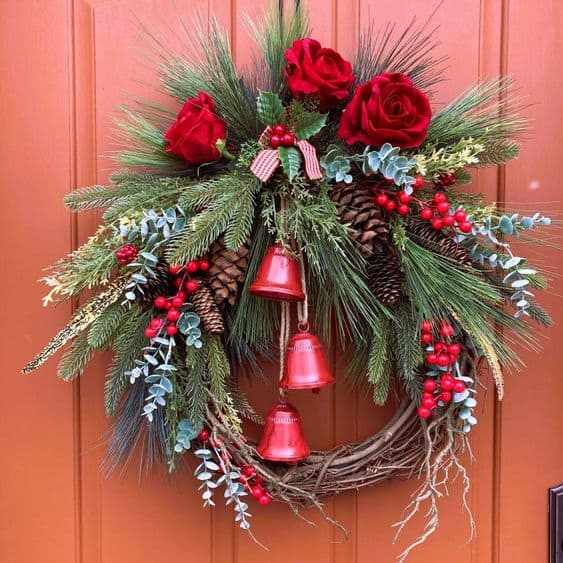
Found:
1,1 -> 561,562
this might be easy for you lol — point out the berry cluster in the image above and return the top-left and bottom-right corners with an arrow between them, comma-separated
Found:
417,320 -> 467,419
115,243 -> 139,265
373,174 -> 472,233
268,123 -> 296,148
144,259 -> 210,339
240,464 -> 272,506
419,192 -> 472,233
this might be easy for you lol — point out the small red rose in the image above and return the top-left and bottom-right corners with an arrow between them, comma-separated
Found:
164,91 -> 227,164
285,38 -> 354,111
338,72 -> 431,149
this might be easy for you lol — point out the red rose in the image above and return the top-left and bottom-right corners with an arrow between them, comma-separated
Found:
285,38 -> 354,111
338,73 -> 431,149
164,91 -> 227,164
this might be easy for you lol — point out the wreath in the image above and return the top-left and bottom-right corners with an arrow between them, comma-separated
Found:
23,3 -> 555,560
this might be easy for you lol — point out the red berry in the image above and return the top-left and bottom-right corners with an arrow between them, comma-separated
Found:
242,465 -> 255,478
397,204 -> 410,216
198,428 -> 210,441
269,134 -> 282,148
150,317 -> 163,329
440,377 -> 454,391
422,396 -> 436,409
442,214 -> 455,227
166,308 -> 180,322
434,341 -> 445,352
426,353 -> 438,364
144,327 -> 157,339
185,279 -> 199,293
413,175 -> 425,189
253,475 -> 264,485
459,221 -> 472,233
453,380 -> 466,393
420,208 -> 434,220
417,406 -> 431,419
176,290 -> 187,302
421,332 -> 432,344
281,133 -> 295,147
251,484 -> 265,498
440,390 -> 452,402
436,353 -> 450,367
272,124 -> 287,136
154,296 -> 168,309
448,343 -> 461,356
440,323 -> 454,338
433,192 -> 447,204
385,200 -> 397,212
421,320 -> 432,333
431,217 -> 444,230
454,209 -> 467,223
173,278 -> 183,288
441,173 -> 456,186
171,296 -> 184,308
168,265 -> 182,275
199,259 -> 211,272
423,378 -> 437,392
437,201 -> 450,214
375,193 -> 388,206
397,191 -> 411,204
166,324 -> 178,336
186,260 -> 199,274
258,494 -> 271,506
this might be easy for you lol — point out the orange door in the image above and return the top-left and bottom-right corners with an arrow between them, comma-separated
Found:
1,1 -> 562,562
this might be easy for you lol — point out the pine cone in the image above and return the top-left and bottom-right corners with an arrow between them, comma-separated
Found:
137,262 -> 172,306
208,238 -> 250,306
192,282 -> 225,335
366,244 -> 403,306
330,182 -> 389,255
406,219 -> 473,268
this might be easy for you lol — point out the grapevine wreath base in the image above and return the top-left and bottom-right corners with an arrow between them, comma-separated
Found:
23,2 -> 556,561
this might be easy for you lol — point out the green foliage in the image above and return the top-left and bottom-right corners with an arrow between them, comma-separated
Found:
354,17 -> 446,92
278,146 -> 302,181
58,332 -> 94,381
105,306 -> 151,415
246,3 -> 310,92
166,173 -> 259,264
291,107 -> 328,140
367,318 -> 393,405
185,345 -> 208,431
476,139 -> 520,166
425,77 -> 527,147
87,302 -> 127,349
256,91 -> 285,125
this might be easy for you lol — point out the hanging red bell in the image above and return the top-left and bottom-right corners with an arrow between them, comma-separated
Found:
249,243 -> 305,302
256,401 -> 311,462
280,329 -> 335,390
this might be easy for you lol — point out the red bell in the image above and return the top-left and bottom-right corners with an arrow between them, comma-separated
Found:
256,401 -> 311,462
280,329 -> 335,390
249,243 -> 305,302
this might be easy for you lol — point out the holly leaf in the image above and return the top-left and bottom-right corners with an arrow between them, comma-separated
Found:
293,111 -> 328,140
256,91 -> 285,125
278,146 -> 302,181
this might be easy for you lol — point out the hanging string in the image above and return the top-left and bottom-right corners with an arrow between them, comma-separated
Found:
278,196 -> 290,399
296,250 -> 309,332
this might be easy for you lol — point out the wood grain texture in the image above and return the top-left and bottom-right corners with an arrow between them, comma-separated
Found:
0,1 -> 561,562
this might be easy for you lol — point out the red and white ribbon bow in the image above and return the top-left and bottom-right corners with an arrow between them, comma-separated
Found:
250,127 -> 323,182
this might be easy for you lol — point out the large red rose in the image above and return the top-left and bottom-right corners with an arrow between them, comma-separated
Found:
164,91 -> 227,164
338,73 -> 431,148
285,38 -> 354,111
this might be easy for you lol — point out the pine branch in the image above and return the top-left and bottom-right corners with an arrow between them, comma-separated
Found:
185,346 -> 208,431
425,77 -> 528,147
475,139 -> 520,167
367,318 -> 393,405
87,302 -> 127,349
104,306 -> 151,415
354,16 -> 447,93
57,332 -> 95,381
